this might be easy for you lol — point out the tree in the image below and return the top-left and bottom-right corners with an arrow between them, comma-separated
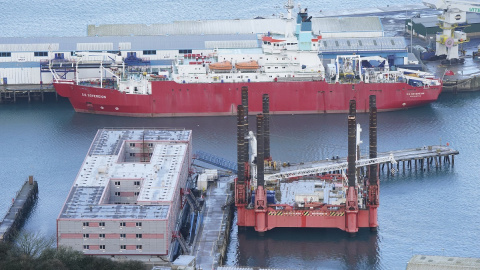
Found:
14,231 -> 55,259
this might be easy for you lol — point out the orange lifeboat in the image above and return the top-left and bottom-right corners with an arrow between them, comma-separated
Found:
235,60 -> 259,70
209,61 -> 232,70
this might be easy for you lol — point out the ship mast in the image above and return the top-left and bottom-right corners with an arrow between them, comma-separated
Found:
284,0 -> 294,38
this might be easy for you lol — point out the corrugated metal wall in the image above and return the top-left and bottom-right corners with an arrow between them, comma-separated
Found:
87,16 -> 383,38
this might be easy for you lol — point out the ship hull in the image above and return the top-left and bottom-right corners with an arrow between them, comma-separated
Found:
54,80 -> 442,117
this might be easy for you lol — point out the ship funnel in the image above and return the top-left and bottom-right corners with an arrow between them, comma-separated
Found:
237,105 -> 245,184
369,95 -> 377,184
256,114 -> 265,187
262,94 -> 270,160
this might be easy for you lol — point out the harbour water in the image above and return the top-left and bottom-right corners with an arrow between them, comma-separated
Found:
1,0 -> 423,38
2,92 -> 480,269
1,0 -> 480,269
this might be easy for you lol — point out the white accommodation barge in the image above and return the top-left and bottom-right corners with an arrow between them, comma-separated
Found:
57,128 -> 192,263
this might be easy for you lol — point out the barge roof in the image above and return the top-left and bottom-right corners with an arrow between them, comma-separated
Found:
58,128 -> 191,220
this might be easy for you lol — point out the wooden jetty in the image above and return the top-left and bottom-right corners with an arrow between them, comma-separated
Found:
0,176 -> 38,242
0,84 -> 56,103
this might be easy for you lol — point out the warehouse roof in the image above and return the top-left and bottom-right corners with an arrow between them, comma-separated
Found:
318,37 -> 406,53
87,16 -> 383,37
0,34 -> 259,52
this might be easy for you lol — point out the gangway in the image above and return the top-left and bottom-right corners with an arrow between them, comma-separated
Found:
194,150 -> 237,173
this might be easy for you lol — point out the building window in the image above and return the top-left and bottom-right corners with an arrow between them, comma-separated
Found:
115,192 -> 121,196
83,234 -> 89,238
136,234 -> 142,239
120,245 -> 126,250
120,222 -> 126,227
134,192 -> 140,196
99,222 -> 105,227
83,245 -> 89,250
147,143 -> 153,147
136,222 -> 142,227
179,49 -> 192,54
100,245 -> 105,250
129,153 -> 136,157
136,245 -> 142,250
34,51 -> 48,57
143,50 -> 156,55
134,181 -> 140,186
99,234 -> 105,238
0,52 -> 11,57
83,222 -> 89,227
114,181 -> 120,186
130,143 -> 135,147
120,234 -> 126,238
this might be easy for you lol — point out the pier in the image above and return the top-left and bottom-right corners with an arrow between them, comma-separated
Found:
377,145 -> 458,173
0,84 -> 56,103
199,145 -> 459,179
191,175 -> 234,270
0,176 -> 38,242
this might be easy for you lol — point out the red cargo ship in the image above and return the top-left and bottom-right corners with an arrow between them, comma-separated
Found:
52,6 -> 442,117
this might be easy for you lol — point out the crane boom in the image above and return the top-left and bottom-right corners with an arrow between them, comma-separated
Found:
264,154 -> 395,182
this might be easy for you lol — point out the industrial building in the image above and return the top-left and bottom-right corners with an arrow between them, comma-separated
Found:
0,15 -> 413,87
57,128 -> 192,262
0,34 -> 258,85
407,12 -> 480,39
87,16 -> 384,38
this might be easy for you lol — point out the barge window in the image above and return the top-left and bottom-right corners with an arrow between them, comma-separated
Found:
0,52 -> 11,57
34,51 -> 48,57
